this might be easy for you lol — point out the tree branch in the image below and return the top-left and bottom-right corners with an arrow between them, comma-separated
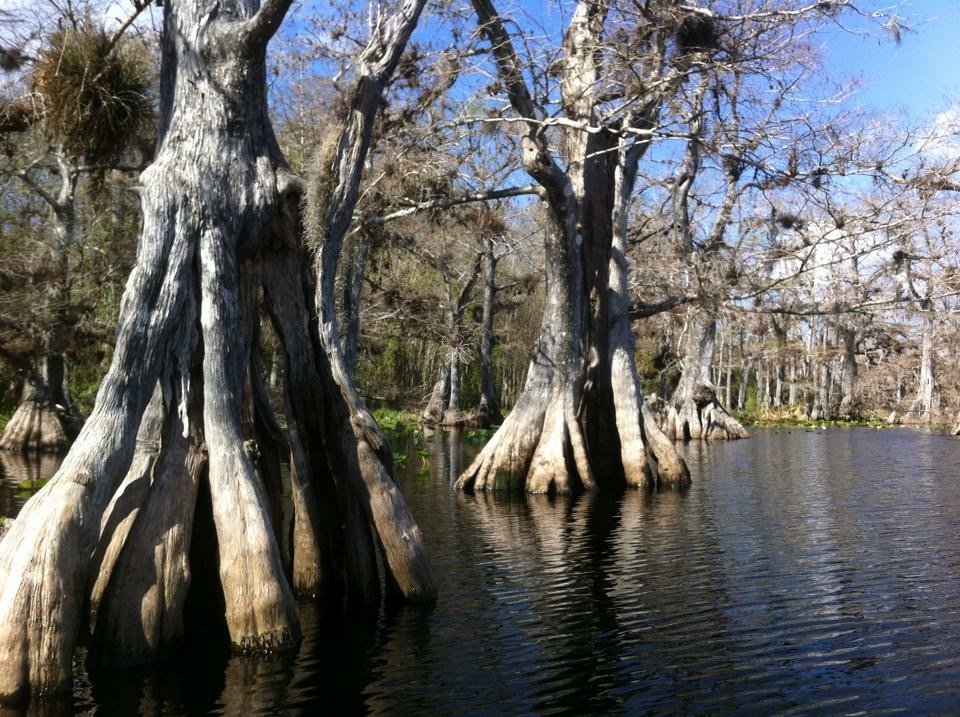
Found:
360,184 -> 540,227
244,0 -> 295,50
15,170 -> 61,212
102,0 -> 151,60
630,295 -> 694,319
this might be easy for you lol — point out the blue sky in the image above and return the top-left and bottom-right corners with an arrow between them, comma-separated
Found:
821,0 -> 958,118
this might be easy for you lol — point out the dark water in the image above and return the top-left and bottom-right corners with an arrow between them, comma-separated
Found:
3,427 -> 960,714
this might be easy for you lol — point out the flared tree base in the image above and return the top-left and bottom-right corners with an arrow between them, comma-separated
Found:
666,384 -> 749,441
0,400 -> 80,452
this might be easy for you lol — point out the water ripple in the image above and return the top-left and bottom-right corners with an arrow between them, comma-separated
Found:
4,427 -> 960,714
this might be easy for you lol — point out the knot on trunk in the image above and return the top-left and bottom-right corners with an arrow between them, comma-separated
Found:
243,439 -> 260,463
691,383 -> 716,407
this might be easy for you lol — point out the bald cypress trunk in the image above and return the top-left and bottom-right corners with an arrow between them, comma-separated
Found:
457,0 -> 688,493
837,326 -> 857,419
1,157 -> 83,453
421,358 -> 451,426
0,0 -> 431,702
666,312 -> 748,440
0,355 -> 79,452
906,313 -> 935,424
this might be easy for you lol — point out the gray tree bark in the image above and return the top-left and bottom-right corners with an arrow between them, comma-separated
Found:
0,0 -> 431,701
456,0 -> 689,493
0,354 -> 79,452
837,325 -> 857,419
811,325 -> 832,420
420,357 -> 451,426
662,73 -> 747,442
340,232 -> 371,375
306,0 -> 434,601
906,312 -> 935,423
667,312 -> 748,440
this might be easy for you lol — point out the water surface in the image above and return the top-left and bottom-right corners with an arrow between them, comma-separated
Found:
2,427 -> 960,714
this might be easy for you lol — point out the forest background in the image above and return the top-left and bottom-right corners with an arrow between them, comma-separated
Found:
2,0 -> 960,455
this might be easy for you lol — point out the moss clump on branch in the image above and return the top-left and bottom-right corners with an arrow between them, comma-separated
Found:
676,13 -> 719,55
0,96 -> 42,134
32,23 -> 154,167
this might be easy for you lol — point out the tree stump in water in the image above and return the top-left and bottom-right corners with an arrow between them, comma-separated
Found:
666,382 -> 750,441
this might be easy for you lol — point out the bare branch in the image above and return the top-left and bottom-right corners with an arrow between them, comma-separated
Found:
244,0 -> 295,50
360,184 -> 540,227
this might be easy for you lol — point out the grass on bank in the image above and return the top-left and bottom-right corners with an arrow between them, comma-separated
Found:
736,405 -> 889,429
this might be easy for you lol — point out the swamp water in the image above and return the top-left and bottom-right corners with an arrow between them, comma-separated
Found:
2,427 -> 960,714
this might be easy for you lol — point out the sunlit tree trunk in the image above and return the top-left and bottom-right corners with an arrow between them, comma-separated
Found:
457,0 -> 688,493
667,312 -> 748,440
837,325 -> 857,419
663,73 -> 747,442
907,312 -> 935,423
0,0 -> 432,701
